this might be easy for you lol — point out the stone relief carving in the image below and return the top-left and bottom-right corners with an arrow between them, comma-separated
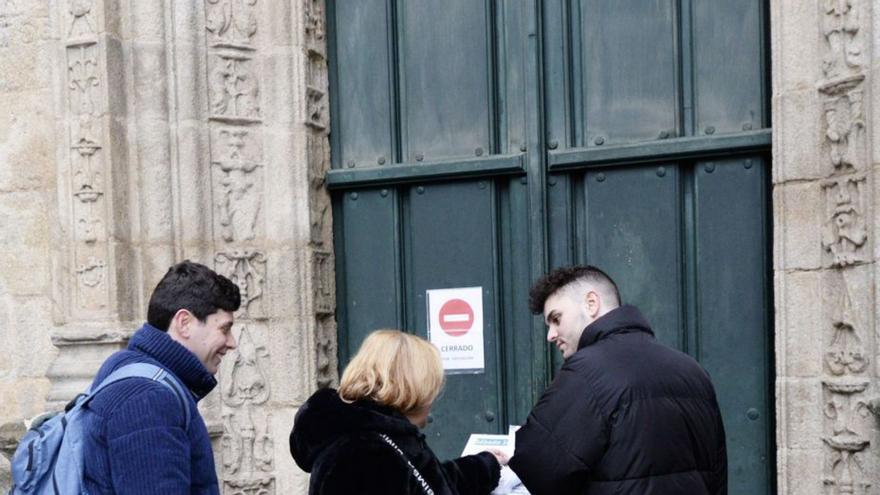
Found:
224,478 -> 275,495
821,174 -> 867,266
212,128 -> 263,242
819,77 -> 865,172
823,380 -> 871,494
75,256 -> 106,311
307,134 -> 330,244
68,43 -> 99,116
220,326 -> 274,491
215,251 -> 266,319
305,0 -> 328,130
315,316 -> 335,389
68,0 -> 95,39
210,54 -> 261,122
821,0 -> 863,78
824,275 -> 868,375
206,0 -> 257,48
312,249 -> 332,315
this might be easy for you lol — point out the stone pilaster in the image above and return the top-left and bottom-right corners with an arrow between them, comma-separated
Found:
773,0 -> 877,493
46,0 -> 134,410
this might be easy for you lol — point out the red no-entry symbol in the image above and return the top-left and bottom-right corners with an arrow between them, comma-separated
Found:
439,298 -> 474,336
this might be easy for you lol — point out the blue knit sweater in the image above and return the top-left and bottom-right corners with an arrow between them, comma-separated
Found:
81,324 -> 220,494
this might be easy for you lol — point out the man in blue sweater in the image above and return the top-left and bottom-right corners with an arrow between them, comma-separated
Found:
81,261 -> 241,494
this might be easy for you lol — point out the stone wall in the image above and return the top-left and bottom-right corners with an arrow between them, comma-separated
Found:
0,0 -> 335,493
773,0 -> 879,493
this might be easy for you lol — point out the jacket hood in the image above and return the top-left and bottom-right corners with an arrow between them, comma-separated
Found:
577,304 -> 654,351
289,388 -> 420,472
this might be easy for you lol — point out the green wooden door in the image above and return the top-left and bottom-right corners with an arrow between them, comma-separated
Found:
327,1 -> 773,492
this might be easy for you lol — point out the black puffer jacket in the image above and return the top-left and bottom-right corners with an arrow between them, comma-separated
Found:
509,306 -> 727,495
290,388 -> 501,495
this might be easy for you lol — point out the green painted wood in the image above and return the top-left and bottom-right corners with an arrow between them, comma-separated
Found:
407,181 -> 504,458
582,165 -> 684,349
325,154 -> 524,189
336,189 -> 402,362
548,130 -> 772,169
579,0 -> 678,145
694,157 -> 771,492
330,0 -> 395,169
399,0 -> 493,161
693,0 -> 766,134
329,1 -> 774,491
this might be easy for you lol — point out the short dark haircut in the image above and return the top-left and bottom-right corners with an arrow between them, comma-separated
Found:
147,260 -> 241,331
528,265 -> 621,314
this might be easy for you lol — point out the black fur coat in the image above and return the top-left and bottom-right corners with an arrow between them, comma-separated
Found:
290,388 -> 501,495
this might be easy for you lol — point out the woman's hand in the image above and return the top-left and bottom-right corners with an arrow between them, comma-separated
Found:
486,448 -> 510,466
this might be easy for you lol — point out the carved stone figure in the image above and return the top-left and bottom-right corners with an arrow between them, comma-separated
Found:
210,55 -> 260,120
215,251 -> 266,318
206,0 -> 258,48
823,380 -> 871,494
821,0 -> 863,77
820,80 -> 865,172
821,175 -> 867,266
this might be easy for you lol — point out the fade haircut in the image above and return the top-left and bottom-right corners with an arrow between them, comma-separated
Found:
338,330 -> 445,414
528,265 -> 621,315
147,260 -> 241,331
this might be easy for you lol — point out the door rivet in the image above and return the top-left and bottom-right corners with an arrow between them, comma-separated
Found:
747,408 -> 759,421
548,177 -> 557,186
658,130 -> 670,139
478,181 -> 487,189
520,144 -> 527,152
350,192 -> 359,200
705,126 -> 716,135
705,163 -> 715,173
417,186 -> 425,194
547,140 -> 558,150
744,160 -> 753,169
520,177 -> 527,185
475,147 -> 484,157
346,160 -> 356,168
377,156 -> 386,165
596,173 -> 606,182
656,166 -> 666,177
742,123 -> 753,131
380,189 -> 389,197
484,411 -> 495,422
594,136 -> 605,146
415,153 -> 424,162
427,414 -> 434,424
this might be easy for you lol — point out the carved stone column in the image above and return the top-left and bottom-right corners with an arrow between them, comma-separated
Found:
46,0 -> 135,411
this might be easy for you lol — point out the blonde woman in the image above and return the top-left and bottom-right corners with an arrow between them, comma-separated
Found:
290,329 -> 504,495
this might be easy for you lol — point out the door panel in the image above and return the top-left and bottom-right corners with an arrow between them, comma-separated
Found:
582,166 -> 683,349
693,0 -> 766,135
329,0 -> 773,490
408,180 -> 503,455
579,0 -> 678,145
694,157 -> 770,491
400,0 -> 493,161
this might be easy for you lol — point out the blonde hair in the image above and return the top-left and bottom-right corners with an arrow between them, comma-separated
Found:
338,329 -> 444,414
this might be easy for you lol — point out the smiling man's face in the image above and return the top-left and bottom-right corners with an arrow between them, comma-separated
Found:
186,309 -> 236,374
543,290 -> 591,359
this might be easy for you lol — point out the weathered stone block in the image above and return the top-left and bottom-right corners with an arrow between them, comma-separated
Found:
0,246 -> 51,296
775,270 -> 823,376
0,42 -> 52,92
771,0 -> 819,93
782,448 -> 823,495
263,53 -> 297,125
267,318 -> 309,405
0,191 -> 51,247
772,90 -> 822,183
780,378 -> 823,450
773,182 -> 824,271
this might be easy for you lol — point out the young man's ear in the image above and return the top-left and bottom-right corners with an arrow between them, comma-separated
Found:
584,290 -> 601,319
169,309 -> 194,338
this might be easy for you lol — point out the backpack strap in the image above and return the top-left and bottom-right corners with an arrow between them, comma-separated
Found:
82,363 -> 193,430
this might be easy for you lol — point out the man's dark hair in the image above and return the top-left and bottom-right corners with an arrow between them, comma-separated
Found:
528,265 -> 621,314
147,260 -> 241,331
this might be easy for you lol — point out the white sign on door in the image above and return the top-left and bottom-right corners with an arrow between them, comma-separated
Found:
427,286 -> 485,374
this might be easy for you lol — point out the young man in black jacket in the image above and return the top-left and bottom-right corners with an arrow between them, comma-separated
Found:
509,265 -> 727,495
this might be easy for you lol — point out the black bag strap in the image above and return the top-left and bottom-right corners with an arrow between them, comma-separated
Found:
377,433 -> 435,495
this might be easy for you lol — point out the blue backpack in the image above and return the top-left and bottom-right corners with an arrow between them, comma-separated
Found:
9,363 -> 192,495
